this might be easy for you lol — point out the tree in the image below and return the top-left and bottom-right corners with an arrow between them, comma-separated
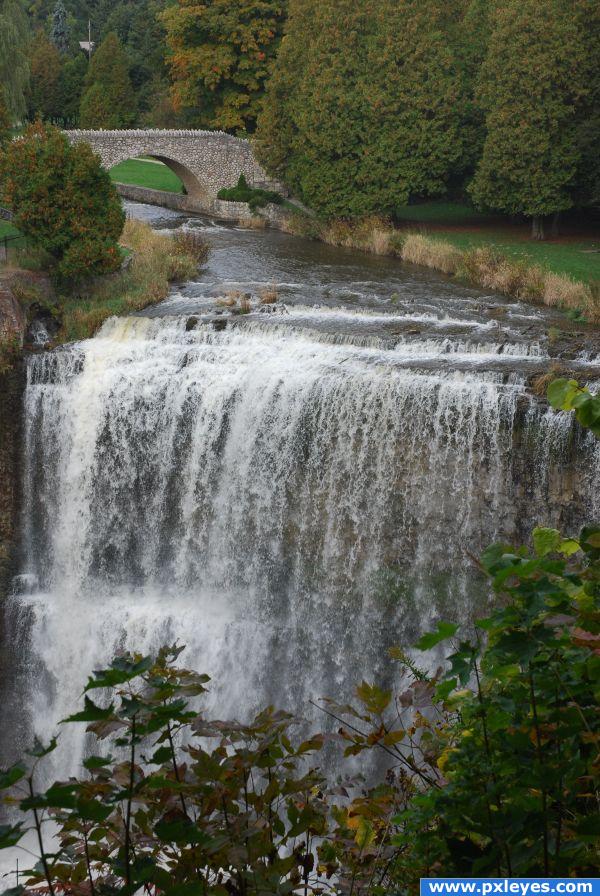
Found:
257,0 -> 466,219
79,31 -> 136,128
469,0 -> 588,239
161,0 -> 287,134
0,122 -> 125,282
0,0 -> 30,122
572,0 -> 600,210
50,0 -> 70,54
58,53 -> 88,127
28,31 -> 63,122
0,88 -> 11,147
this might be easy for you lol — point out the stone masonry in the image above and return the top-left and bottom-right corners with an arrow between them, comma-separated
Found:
65,129 -> 284,205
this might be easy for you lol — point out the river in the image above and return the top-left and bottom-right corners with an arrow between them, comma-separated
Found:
2,202 -> 599,783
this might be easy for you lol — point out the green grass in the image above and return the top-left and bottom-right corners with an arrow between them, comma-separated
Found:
394,201 -> 600,283
396,201 -> 495,225
109,158 -> 184,194
0,219 -> 28,249
424,230 -> 600,283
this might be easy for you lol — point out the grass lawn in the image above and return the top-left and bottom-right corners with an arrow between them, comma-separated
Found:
110,158 -> 184,194
396,201 -> 497,226
0,219 -> 28,249
425,229 -> 600,283
395,201 -> 600,283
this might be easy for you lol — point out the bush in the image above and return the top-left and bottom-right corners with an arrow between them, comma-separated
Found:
218,173 -> 283,212
0,122 -> 125,283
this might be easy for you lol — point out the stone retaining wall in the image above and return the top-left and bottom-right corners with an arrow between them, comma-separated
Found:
116,182 -> 288,229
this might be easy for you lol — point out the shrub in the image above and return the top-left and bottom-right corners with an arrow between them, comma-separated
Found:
0,122 -> 125,283
218,173 -> 283,212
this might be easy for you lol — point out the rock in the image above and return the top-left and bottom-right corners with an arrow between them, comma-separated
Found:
186,316 -> 199,331
212,318 -> 227,331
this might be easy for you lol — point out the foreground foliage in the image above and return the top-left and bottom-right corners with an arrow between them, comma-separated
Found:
0,385 -> 598,891
0,123 -> 124,284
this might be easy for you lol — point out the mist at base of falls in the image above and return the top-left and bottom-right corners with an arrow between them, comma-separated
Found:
4,203 -> 599,779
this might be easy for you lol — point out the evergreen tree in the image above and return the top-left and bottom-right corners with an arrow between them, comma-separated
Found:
161,0 -> 287,134
573,0 -> 600,209
0,88 -> 11,147
50,0 -> 70,53
59,53 -> 88,127
79,31 -> 136,128
469,0 -> 588,238
0,122 -> 125,281
0,0 -> 30,122
257,0 -> 465,219
28,31 -> 63,122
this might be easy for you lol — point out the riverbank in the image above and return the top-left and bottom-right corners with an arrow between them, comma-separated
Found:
0,219 -> 207,348
282,212 -> 600,322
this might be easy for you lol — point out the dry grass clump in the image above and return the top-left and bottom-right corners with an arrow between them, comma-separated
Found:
173,229 -> 210,266
401,233 -> 461,274
259,283 -> 278,304
530,362 -> 567,397
238,294 -> 252,313
542,272 -> 594,317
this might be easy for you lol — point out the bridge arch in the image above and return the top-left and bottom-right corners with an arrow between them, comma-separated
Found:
65,129 -> 283,204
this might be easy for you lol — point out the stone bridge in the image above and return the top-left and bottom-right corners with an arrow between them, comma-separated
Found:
64,129 -> 284,214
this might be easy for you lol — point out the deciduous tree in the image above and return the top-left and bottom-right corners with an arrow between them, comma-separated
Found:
0,122 -> 125,282
161,0 -> 287,134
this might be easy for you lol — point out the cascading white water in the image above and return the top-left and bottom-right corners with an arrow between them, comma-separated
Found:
10,304 -> 598,780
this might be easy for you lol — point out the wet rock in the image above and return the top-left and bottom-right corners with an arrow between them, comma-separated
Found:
186,316 -> 199,331
212,318 -> 227,331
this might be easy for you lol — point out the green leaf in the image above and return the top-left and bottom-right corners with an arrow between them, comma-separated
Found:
533,527 -> 561,557
547,377 -> 579,411
0,765 -> 26,790
27,737 -> 57,758
63,695 -> 115,723
83,754 -> 113,770
0,823 -> 25,849
84,655 -> 153,691
416,621 -> 458,651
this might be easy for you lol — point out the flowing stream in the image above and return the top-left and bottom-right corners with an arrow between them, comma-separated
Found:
3,203 -> 600,782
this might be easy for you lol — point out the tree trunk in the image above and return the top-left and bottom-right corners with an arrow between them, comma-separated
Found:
551,211 -> 560,238
531,215 -> 545,240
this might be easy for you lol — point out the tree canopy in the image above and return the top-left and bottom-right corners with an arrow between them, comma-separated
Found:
161,0 -> 287,133
0,0 -> 30,122
469,0 -> 588,238
0,122 -> 125,281
79,31 -> 137,128
257,0 -> 466,218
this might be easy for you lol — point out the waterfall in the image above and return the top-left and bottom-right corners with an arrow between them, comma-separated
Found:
9,311 -> 599,778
